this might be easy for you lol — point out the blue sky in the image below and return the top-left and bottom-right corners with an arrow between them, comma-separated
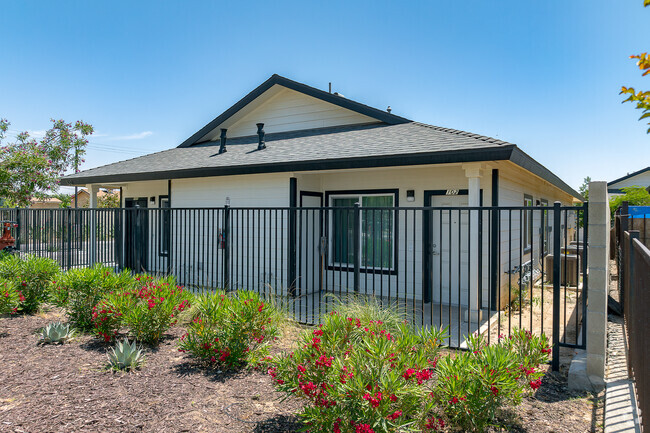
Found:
1,0 -> 648,192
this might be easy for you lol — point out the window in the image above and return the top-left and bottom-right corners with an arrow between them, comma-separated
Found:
329,192 -> 396,271
523,194 -> 533,252
159,196 -> 170,256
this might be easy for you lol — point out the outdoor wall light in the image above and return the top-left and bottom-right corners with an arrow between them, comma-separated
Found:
225,197 -> 231,206
406,190 -> 415,202
150,196 -> 155,203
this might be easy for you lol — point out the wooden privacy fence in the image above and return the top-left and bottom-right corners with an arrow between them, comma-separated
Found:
615,202 -> 650,432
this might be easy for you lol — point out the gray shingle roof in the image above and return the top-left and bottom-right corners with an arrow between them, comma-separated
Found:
62,122 -> 506,179
61,121 -> 581,200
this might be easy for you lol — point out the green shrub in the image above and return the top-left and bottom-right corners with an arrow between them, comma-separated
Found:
0,278 -> 19,315
270,298 -> 551,433
92,275 -> 191,344
178,290 -> 281,369
0,255 -> 60,313
52,265 -> 135,331
270,301 -> 447,433
432,330 -> 550,432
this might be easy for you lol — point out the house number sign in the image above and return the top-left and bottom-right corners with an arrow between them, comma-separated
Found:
445,189 -> 459,196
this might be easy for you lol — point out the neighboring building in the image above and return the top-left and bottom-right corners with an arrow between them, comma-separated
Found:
28,197 -> 62,209
61,74 -> 582,311
70,188 -> 120,208
608,166 -> 650,197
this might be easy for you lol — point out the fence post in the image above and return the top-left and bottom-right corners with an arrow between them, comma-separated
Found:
353,202 -> 360,293
66,208 -> 72,270
585,181 -> 609,390
15,207 -> 21,250
223,204 -> 230,291
552,201 -> 561,371
627,230 -> 639,377
620,202 -> 629,302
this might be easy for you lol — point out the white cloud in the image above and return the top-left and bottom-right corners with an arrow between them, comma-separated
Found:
111,131 -> 153,141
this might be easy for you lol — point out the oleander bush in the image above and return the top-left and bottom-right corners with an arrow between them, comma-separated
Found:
92,275 -> 192,344
270,300 -> 448,433
270,299 -> 552,433
0,255 -> 59,313
51,264 -> 136,331
432,330 -> 550,432
0,278 -> 20,315
177,290 -> 282,369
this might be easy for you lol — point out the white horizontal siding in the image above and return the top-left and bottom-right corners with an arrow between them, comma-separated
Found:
226,88 -> 379,138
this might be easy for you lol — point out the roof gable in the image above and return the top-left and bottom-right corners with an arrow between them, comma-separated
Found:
608,166 -> 650,187
178,74 -> 411,147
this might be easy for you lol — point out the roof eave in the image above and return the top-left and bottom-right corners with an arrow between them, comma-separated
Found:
509,147 -> 584,201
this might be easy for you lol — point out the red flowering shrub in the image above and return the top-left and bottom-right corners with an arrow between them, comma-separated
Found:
432,330 -> 551,432
177,290 -> 281,369
91,276 -> 191,344
0,278 -> 19,315
270,309 -> 447,433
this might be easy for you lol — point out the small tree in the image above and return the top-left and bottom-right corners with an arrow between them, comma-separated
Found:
98,190 -> 120,208
620,1 -> 650,133
578,176 -> 591,201
0,119 -> 93,207
610,186 -> 650,216
53,193 -> 73,208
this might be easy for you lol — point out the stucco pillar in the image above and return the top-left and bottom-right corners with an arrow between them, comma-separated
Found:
463,163 -> 483,322
87,184 -> 99,265
586,181 -> 609,390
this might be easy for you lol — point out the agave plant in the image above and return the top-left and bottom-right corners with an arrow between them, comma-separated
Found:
40,322 -> 74,344
107,338 -> 145,371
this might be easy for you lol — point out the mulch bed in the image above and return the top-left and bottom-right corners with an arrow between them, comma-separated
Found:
0,309 -> 301,433
0,309 -> 602,433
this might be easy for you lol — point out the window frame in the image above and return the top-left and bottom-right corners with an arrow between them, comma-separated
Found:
523,194 -> 533,253
324,189 -> 399,275
158,195 -> 170,257
540,199 -> 549,255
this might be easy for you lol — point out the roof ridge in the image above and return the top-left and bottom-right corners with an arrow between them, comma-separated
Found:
411,122 -> 511,146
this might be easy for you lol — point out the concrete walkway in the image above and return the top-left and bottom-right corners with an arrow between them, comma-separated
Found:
604,314 -> 641,433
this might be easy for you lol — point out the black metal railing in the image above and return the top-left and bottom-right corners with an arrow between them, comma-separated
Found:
1,203 -> 588,359
615,203 -> 650,432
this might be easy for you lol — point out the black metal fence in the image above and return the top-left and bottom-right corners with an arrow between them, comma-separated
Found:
1,203 -> 588,359
615,203 -> 650,431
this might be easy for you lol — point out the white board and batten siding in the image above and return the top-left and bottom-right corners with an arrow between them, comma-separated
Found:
224,87 -> 379,138
495,163 -> 577,307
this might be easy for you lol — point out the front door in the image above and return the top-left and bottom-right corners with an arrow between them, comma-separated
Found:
423,191 -> 469,305
124,198 -> 149,272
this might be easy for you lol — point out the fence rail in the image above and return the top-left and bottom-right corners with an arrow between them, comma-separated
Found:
1,204 -> 588,358
615,203 -> 650,432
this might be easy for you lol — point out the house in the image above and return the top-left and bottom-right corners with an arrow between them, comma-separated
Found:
607,166 -> 650,197
70,188 -> 120,208
60,74 -> 582,316
28,197 -> 62,209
